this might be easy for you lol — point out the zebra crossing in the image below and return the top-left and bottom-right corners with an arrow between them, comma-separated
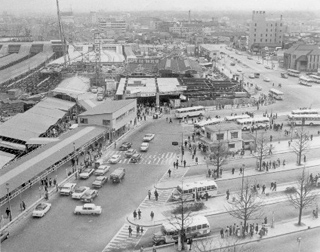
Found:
102,223 -> 147,252
103,151 -> 178,166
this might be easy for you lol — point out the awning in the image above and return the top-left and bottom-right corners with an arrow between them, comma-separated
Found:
26,138 -> 60,145
0,151 -> 15,168
0,140 -> 26,151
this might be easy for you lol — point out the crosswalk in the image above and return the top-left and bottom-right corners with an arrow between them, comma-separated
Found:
103,151 -> 178,166
102,223 -> 148,252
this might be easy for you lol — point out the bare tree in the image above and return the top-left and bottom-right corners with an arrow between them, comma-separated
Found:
291,126 -> 309,165
253,133 -> 273,171
287,167 -> 317,225
226,180 -> 264,237
208,140 -> 229,178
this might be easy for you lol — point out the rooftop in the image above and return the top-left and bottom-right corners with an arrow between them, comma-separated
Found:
205,122 -> 242,132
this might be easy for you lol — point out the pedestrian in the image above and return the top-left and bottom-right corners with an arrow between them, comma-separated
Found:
283,159 -> 286,166
49,178 -> 52,187
264,216 -> 268,224
176,161 -> 179,168
136,225 -> 140,237
304,155 -> 307,163
154,190 -> 159,201
208,169 -> 212,178
226,189 -> 230,200
229,225 -> 232,236
184,160 -> 186,168
148,190 -> 152,200
273,182 -> 277,191
232,168 -> 235,175
150,211 -> 154,220
255,223 -> 259,234
133,210 -> 137,219
239,167 -> 243,175
233,223 -> 236,235
41,179 -> 44,185
188,238 -> 193,251
22,200 -> 26,210
173,162 -> 176,169
270,182 -> 274,190
262,184 -> 266,194
195,156 -> 198,165
53,178 -> 57,186
250,226 -> 254,237
288,140 -> 291,147
140,226 -> 144,235
140,246 -> 144,252
152,245 -> 157,252
220,228 -> 224,238
128,225 -> 132,237
168,169 -> 171,177
311,134 -> 313,141
225,226 -> 229,237
138,209 -> 142,219
5,207 -> 10,218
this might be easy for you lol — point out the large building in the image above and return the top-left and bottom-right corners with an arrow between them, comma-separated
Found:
248,11 -> 284,51
99,18 -> 126,33
283,44 -> 320,72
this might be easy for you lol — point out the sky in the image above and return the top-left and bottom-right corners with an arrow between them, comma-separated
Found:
1,0 -> 320,14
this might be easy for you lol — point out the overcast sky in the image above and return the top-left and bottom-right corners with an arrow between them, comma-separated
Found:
1,0 -> 320,13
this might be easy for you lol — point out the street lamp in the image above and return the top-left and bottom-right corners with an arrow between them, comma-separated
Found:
6,183 -> 12,221
297,237 -> 302,252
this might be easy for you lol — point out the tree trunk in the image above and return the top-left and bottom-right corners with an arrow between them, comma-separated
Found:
298,206 -> 302,225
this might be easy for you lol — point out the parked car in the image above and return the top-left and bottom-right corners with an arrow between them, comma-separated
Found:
237,69 -> 242,72
74,203 -> 102,215
281,72 -> 288,79
119,142 -> 132,151
230,62 -> 236,66
72,186 -> 90,199
109,154 -> 121,164
0,230 -> 9,243
255,85 -> 262,91
153,112 -> 163,119
79,168 -> 94,179
91,86 -> 98,93
249,74 -> 255,79
256,61 -> 261,64
94,165 -> 110,176
140,142 -> 149,152
92,176 -> 108,188
247,56 -> 253,60
80,189 -> 99,203
143,133 -> 155,142
254,73 -> 260,78
130,154 -> 142,163
264,65 -> 271,69
110,168 -> 126,183
125,148 -> 137,158
59,182 -> 77,196
32,202 -> 51,218
263,77 -> 271,82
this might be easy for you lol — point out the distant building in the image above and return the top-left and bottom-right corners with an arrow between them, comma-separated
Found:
60,11 -> 74,25
283,44 -> 320,72
99,18 -> 126,33
248,11 -> 284,52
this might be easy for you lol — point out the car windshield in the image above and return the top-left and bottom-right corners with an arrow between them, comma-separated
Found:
83,169 -> 91,173
75,187 -> 85,193
142,143 -> 148,147
36,204 -> 46,210
96,177 -> 104,181
145,134 -> 152,137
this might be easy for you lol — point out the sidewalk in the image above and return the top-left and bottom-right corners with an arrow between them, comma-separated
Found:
139,214 -> 320,252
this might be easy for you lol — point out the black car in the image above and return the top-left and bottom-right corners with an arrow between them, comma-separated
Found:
119,142 -> 132,151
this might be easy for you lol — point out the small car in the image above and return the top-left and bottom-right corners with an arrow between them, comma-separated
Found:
79,168 -> 94,179
59,182 -> 77,196
247,56 -> 253,60
94,165 -> 110,176
72,186 -> 90,199
264,65 -> 271,69
140,142 -> 149,152
92,176 -> 108,188
74,203 -> 102,215
249,74 -> 255,79
263,77 -> 271,82
80,189 -> 99,203
109,154 -> 121,164
143,133 -> 155,142
125,148 -> 137,158
237,69 -> 242,72
119,142 -> 132,151
230,62 -> 235,66
91,86 -> 98,93
110,168 -> 125,183
0,230 -> 9,243
153,112 -> 162,119
32,202 -> 51,218
130,154 -> 142,163
256,61 -> 261,64
255,85 -> 262,91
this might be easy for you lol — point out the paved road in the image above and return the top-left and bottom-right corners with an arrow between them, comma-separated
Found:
1,119 -> 186,252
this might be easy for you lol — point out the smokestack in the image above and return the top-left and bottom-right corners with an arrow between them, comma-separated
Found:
189,10 -> 191,24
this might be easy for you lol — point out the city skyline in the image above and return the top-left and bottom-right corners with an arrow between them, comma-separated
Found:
2,0 -> 320,14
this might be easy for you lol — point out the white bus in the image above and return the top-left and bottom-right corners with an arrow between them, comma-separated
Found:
299,76 -> 313,87
310,75 -> 320,84
175,106 -> 206,119
288,114 -> 320,126
291,109 -> 318,115
194,118 -> 224,134
269,88 -> 284,100
171,180 -> 218,201
225,114 -> 251,121
153,215 -> 211,245
287,69 -> 300,77
236,117 -> 270,131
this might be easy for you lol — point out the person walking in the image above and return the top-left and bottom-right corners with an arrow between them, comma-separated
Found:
168,169 -> 171,177
283,159 -> 286,166
136,225 -> 140,237
220,228 -> 224,238
150,211 -> 154,220
6,207 -> 10,219
232,168 -> 235,175
128,225 -> 133,237
226,189 -> 230,200
262,184 -> 266,194
138,209 -> 142,219
273,182 -> 277,191
264,216 -> 268,224
304,155 -> 307,163
133,210 -> 137,219
255,223 -> 259,234
148,190 -> 151,200
154,190 -> 159,201
233,223 -> 236,235
270,182 -> 274,190
140,226 -> 144,235
239,167 -> 243,175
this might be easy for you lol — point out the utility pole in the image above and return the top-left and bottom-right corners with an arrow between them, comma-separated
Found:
56,0 -> 67,67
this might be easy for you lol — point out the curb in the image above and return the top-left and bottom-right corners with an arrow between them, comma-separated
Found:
126,216 -> 162,228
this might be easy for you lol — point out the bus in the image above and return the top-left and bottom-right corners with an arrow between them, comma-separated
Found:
287,69 -> 300,77
175,106 -> 206,119
269,88 -> 284,100
171,180 -> 218,201
194,118 -> 224,134
310,75 -> 320,84
225,114 -> 250,121
288,114 -> 320,126
153,215 -> 211,245
291,109 -> 318,115
236,117 -> 270,131
299,76 -> 313,87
